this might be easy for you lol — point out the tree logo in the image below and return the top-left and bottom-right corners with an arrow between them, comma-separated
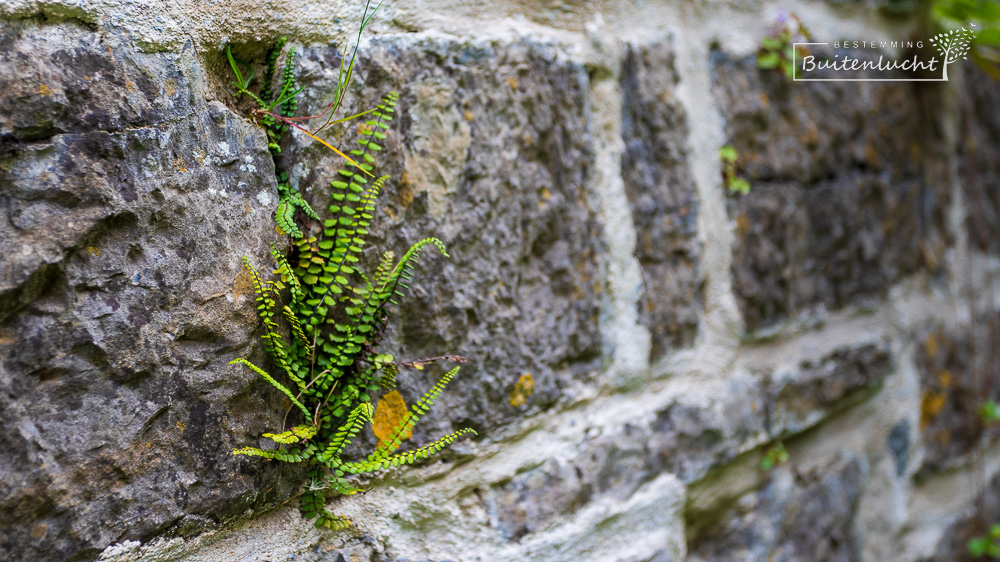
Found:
793,22 -> 979,82
929,24 -> 977,81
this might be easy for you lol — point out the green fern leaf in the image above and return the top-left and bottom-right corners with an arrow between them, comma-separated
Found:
264,425 -> 317,444
230,359 -> 312,422
367,366 -> 462,463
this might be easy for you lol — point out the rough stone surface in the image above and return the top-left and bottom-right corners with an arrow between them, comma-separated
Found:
488,376 -> 766,542
915,320 -> 999,474
0,21 -> 295,561
283,36 -> 605,439
687,455 -> 868,562
0,4 -> 998,562
712,51 -> 951,332
619,39 -> 700,362
925,469 -> 1000,562
768,342 -> 893,435
958,66 -> 1000,254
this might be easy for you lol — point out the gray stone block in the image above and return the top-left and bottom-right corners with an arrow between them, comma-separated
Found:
711,51 -> 951,332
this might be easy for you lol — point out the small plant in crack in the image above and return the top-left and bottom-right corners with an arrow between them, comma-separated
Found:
223,2 -> 478,531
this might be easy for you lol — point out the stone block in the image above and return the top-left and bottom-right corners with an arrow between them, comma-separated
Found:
712,51 -> 950,331
0,22 -> 292,560
620,39 -> 701,362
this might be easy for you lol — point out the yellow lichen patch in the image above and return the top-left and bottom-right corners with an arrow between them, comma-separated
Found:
175,421 -> 187,433
938,369 -> 952,388
920,391 -> 947,429
373,390 -> 411,448
509,373 -> 534,408
87,246 -> 101,256
538,186 -> 551,207
39,84 -> 52,96
172,156 -> 188,173
507,76 -> 518,91
464,109 -> 475,121
924,332 -> 939,357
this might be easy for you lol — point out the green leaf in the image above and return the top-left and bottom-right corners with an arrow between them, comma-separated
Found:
757,51 -> 781,69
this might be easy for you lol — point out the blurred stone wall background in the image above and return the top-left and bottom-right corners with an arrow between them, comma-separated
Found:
1,0 -> 998,560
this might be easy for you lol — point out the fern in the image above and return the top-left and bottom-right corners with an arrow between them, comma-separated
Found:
229,86 -> 477,530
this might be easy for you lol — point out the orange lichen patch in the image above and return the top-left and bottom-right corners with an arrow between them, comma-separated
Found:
920,391 -> 947,429
736,212 -> 751,236
172,156 -> 188,173
507,76 -> 518,91
175,421 -> 187,433
30,524 -> 46,539
357,122 -> 374,136
87,246 -> 101,256
509,373 -> 534,408
924,332 -> 939,357
396,184 -> 414,209
38,84 -> 52,96
233,268 -> 254,299
373,390 -> 411,448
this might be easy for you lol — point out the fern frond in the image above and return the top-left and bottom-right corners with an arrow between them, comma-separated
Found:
270,243 -> 303,302
370,238 -> 449,335
278,47 -> 299,118
304,173 -> 391,324
380,362 -> 398,390
317,403 -> 374,464
260,37 -> 287,104
242,257 -> 308,389
366,366 -> 461,463
264,425 -> 317,444
230,358 -> 312,422
283,305 -> 312,353
232,446 -> 305,463
316,511 -> 354,530
343,428 -> 476,474
275,199 -> 302,238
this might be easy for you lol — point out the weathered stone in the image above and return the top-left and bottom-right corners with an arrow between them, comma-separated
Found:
648,377 -> 768,483
0,22 -> 197,145
924,470 -> 1000,562
768,342 -> 893,435
285,36 -> 604,438
687,455 -> 868,562
0,21 -> 294,560
712,51 -> 950,332
958,65 -> 1000,254
620,39 -> 700,362
915,320 -> 998,474
488,376 -> 766,542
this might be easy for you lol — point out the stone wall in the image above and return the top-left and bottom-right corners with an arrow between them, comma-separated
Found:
0,0 -> 998,560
